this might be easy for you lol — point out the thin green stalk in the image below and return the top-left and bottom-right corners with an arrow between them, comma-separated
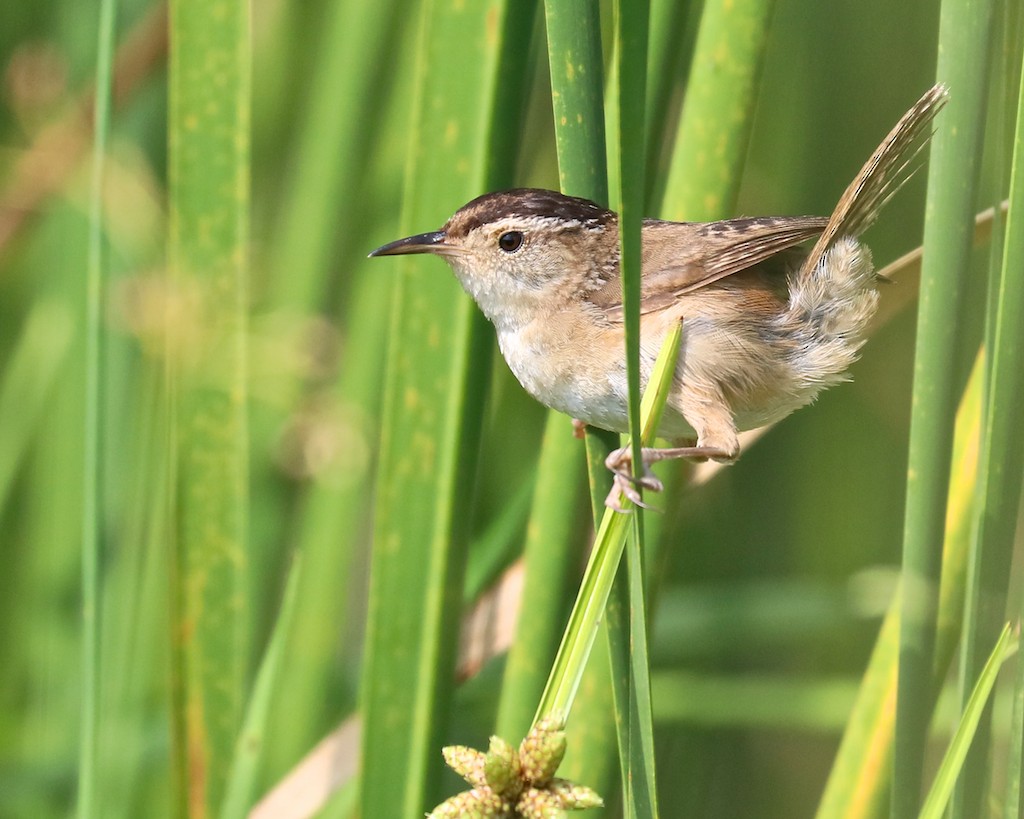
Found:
919,625 -> 1017,819
952,39 -> 1024,819
535,322 -> 682,725
893,1 -> 995,815
1007,621 -> 1024,818
79,2 -> 117,816
610,0 -> 657,815
605,525 -> 659,819
168,0 -> 252,811
538,550 -> 628,721
615,0 -> 648,506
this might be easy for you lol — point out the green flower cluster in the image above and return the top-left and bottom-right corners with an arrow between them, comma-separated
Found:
428,718 -> 603,818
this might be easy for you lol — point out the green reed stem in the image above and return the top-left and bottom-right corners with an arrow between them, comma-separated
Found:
79,1 -> 117,816
892,2 -> 995,815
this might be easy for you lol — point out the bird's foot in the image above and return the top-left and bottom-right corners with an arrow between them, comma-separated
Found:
603,444 -> 735,510
604,446 -> 664,511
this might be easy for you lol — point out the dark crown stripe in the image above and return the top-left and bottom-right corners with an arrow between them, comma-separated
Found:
445,188 -> 614,238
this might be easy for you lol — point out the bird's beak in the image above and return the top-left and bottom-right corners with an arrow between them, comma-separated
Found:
368,230 -> 449,258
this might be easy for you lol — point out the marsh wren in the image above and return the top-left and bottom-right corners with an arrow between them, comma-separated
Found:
370,85 -> 948,507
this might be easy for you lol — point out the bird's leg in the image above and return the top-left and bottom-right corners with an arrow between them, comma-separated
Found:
604,443 -> 733,510
604,388 -> 740,510
572,418 -> 588,439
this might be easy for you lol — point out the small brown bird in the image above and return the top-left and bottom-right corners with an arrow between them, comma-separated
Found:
370,85 -> 948,507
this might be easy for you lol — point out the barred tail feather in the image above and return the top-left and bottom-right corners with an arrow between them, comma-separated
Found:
800,84 -> 949,278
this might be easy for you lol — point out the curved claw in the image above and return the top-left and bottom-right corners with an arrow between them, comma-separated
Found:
608,476 -> 656,511
604,446 -> 665,510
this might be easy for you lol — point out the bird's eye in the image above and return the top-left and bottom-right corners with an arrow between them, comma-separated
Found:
498,231 -> 524,253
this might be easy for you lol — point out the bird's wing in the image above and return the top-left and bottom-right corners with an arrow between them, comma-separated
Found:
589,215 -> 829,319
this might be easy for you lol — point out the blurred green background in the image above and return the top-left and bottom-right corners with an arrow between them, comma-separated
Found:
0,0 -> 1017,817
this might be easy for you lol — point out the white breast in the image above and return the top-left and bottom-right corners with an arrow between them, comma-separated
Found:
495,320 -> 699,439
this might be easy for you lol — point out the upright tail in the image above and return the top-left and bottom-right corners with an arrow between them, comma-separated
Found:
779,85 -> 948,394
800,83 -> 949,279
